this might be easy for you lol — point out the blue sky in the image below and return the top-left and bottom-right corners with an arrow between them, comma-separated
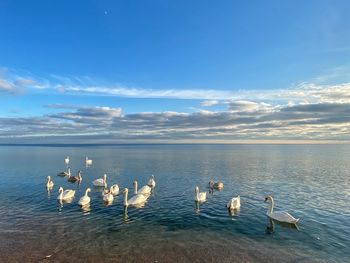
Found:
1,0 -> 350,143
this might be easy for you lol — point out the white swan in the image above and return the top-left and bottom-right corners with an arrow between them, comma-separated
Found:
103,187 -> 114,203
64,156 -> 70,165
93,174 -> 107,187
68,170 -> 82,183
134,180 -> 151,195
110,184 -> 119,196
57,167 -> 71,177
209,180 -> 224,190
85,156 -> 92,166
194,186 -> 206,203
57,187 -> 75,201
123,188 -> 148,207
265,196 -> 299,224
46,176 -> 54,189
227,196 -> 240,210
147,175 -> 156,188
78,188 -> 91,206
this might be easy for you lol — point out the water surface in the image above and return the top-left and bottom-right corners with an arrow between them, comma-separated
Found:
0,144 -> 349,262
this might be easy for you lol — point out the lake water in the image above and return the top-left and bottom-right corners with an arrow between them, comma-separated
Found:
0,144 -> 349,262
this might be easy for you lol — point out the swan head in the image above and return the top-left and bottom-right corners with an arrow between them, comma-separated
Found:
133,180 -> 137,186
86,188 -> 91,194
103,173 -> 107,180
265,195 -> 273,202
58,187 -> 63,193
151,174 -> 155,179
123,188 -> 128,194
47,176 -> 51,181
195,186 -> 199,193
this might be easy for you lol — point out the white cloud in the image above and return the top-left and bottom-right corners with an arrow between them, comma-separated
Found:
1,100 -> 350,143
200,100 -> 219,107
1,68 -> 350,143
0,78 -> 13,92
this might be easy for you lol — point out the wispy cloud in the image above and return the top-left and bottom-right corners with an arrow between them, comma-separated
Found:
200,100 -> 219,107
2,68 -> 350,104
0,78 -> 14,93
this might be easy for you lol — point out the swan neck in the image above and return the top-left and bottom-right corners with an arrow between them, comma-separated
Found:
134,182 -> 138,194
124,191 -> 128,206
268,198 -> 274,214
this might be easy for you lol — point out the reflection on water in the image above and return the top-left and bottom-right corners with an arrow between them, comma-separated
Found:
194,201 -> 201,214
266,218 -> 299,234
80,205 -> 91,214
0,144 -> 349,263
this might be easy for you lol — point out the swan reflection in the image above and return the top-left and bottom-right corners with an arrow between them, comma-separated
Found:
123,206 -> 129,222
80,204 -> 91,214
194,201 -> 200,214
266,218 -> 299,234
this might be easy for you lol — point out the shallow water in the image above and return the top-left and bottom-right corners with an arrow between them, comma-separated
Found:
0,144 -> 349,262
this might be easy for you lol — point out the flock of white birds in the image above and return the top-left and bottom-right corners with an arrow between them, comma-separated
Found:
46,156 -> 300,225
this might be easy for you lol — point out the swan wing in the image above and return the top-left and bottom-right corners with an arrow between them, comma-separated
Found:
103,193 -> 114,203
63,190 -> 75,199
228,197 -> 240,209
270,211 -> 299,224
110,184 -> 119,195
93,178 -> 104,186
128,194 -> 147,206
138,185 -> 151,194
78,196 -> 90,206
198,192 -> 206,202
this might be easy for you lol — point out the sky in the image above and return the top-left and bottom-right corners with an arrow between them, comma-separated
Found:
1,0 -> 350,143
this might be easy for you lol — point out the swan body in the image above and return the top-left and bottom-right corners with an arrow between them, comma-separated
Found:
68,170 -> 82,183
57,167 -> 71,177
85,156 -> 92,166
64,156 -> 70,165
265,196 -> 299,224
110,184 -> 119,195
78,188 -> 91,206
194,186 -> 206,203
102,188 -> 114,203
123,188 -> 148,207
227,196 -> 240,210
57,187 -> 75,200
93,174 -> 107,187
147,175 -> 156,188
134,180 -> 151,195
209,180 -> 224,190
46,176 -> 54,189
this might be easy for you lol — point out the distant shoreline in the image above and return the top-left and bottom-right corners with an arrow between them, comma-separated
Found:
0,141 -> 349,147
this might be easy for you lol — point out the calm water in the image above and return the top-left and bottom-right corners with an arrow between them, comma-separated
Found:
0,145 -> 349,262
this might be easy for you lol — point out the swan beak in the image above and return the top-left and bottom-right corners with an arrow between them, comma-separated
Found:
264,197 -> 268,202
